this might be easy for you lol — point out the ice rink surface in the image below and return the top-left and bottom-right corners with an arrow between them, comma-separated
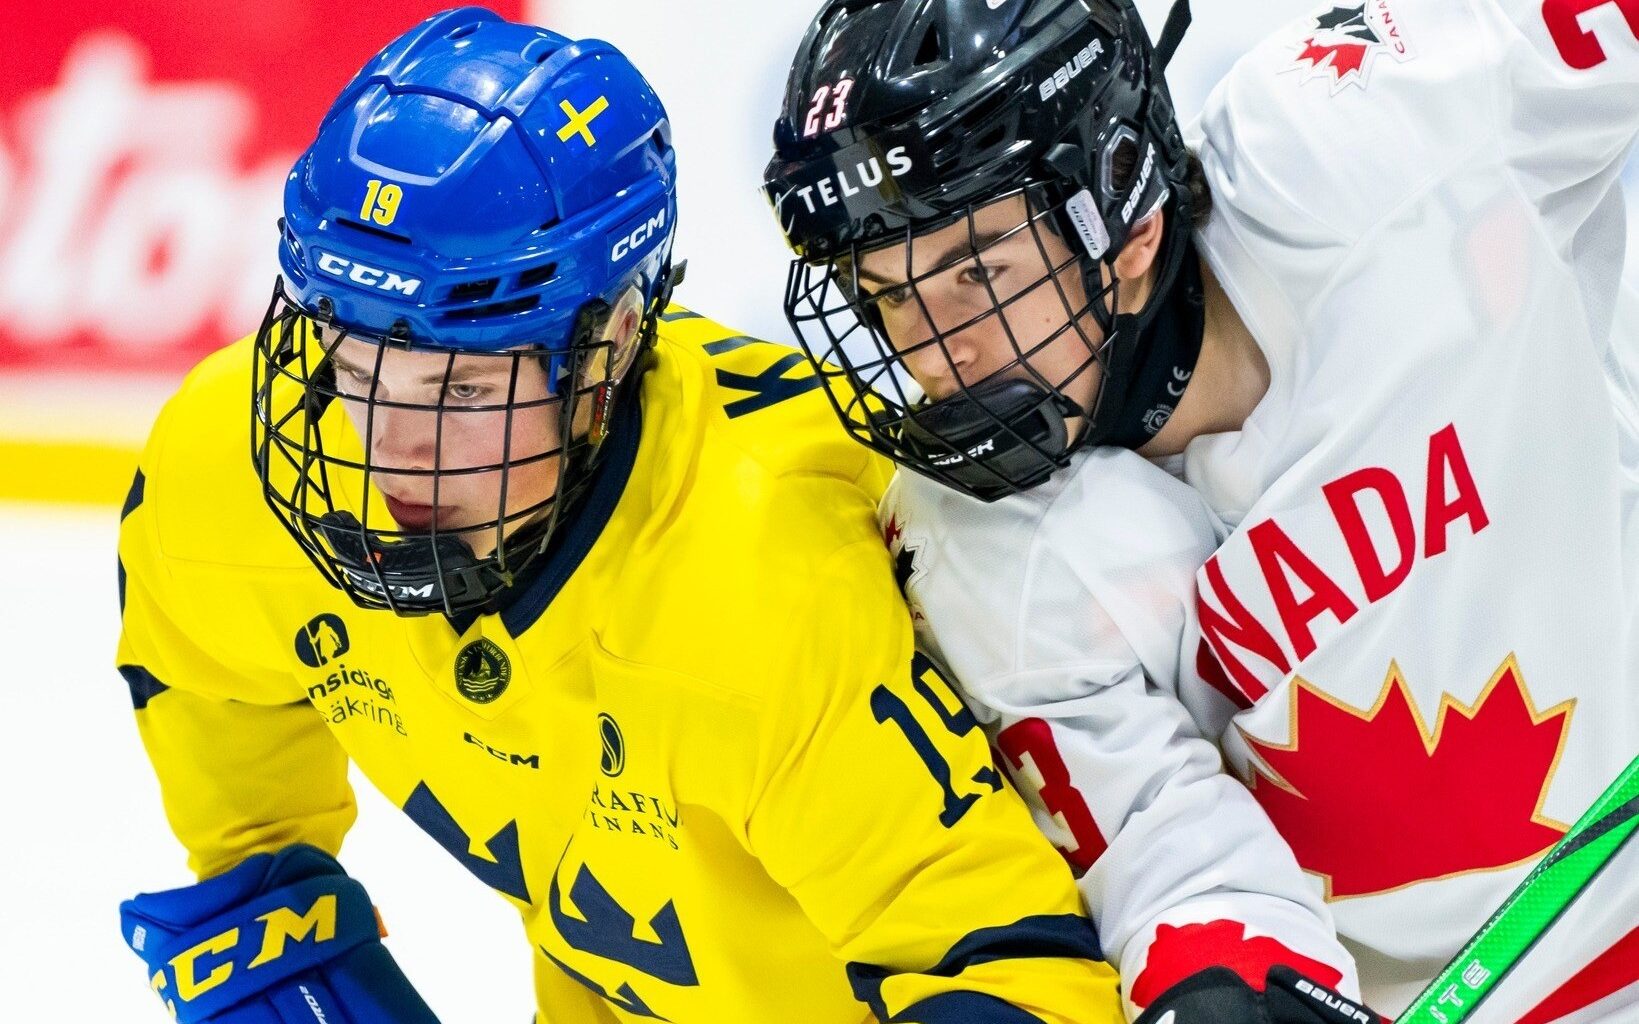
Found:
0,504 -> 533,1021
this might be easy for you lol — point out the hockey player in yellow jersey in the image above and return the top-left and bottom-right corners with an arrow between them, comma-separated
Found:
112,9 -> 1122,1024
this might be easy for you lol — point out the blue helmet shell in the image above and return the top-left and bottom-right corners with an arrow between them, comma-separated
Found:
279,6 -> 677,362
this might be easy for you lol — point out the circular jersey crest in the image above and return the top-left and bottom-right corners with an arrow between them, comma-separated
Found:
453,638 -> 512,704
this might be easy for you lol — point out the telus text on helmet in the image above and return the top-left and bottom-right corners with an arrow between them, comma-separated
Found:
315,252 -> 423,298
1038,39 -> 1106,102
778,147 -> 915,217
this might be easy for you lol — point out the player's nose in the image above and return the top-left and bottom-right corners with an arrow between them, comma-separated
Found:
909,324 -> 993,403
362,403 -> 441,475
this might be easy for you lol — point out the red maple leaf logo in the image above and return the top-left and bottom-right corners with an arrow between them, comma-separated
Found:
883,514 -> 904,548
1296,38 -> 1372,81
1245,658 -> 1573,899
1130,919 -> 1344,1009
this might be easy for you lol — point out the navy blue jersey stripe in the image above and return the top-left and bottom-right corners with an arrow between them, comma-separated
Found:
847,913 -> 1103,1020
121,470 -> 146,522
701,335 -> 759,356
467,393 -> 641,639
118,665 -> 170,711
118,470 -> 146,613
886,991 -> 1047,1023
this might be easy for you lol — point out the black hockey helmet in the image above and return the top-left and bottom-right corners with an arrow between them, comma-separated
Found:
765,0 -> 1200,501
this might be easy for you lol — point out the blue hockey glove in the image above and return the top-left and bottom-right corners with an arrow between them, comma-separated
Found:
120,844 -> 441,1023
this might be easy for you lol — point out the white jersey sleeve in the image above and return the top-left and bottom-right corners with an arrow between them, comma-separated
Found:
1180,0 -> 1639,1013
1485,0 -> 1639,250
879,452 -> 1359,1022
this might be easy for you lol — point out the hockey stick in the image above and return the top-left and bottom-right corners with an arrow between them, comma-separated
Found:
1396,754 -> 1639,1024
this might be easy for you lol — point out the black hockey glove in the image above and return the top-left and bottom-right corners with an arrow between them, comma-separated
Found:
1134,965 -> 1386,1024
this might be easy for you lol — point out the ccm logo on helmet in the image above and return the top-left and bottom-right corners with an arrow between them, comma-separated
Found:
612,209 -> 669,263
343,568 -> 435,602
315,252 -> 423,298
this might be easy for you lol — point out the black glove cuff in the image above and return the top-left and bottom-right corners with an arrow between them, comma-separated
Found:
1135,965 -> 1386,1024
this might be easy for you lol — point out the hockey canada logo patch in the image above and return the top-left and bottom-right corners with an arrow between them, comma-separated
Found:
883,514 -> 928,599
1287,1 -> 1415,93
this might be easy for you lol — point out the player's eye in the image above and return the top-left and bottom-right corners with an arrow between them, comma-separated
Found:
333,364 -> 374,393
445,382 -> 489,403
960,263 -> 1003,288
874,284 -> 914,309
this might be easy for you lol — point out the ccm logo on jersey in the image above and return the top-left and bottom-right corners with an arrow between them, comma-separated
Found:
612,208 -> 668,263
1039,38 -> 1106,101
315,252 -> 422,298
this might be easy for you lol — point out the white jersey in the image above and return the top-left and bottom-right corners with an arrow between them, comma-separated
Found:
1182,0 -> 1639,1015
880,450 -> 1362,1022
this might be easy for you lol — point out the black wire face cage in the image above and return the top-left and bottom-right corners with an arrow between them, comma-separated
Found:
252,279 -> 638,617
784,183 -> 1123,503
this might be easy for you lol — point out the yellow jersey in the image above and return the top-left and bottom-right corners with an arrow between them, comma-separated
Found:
116,309 -> 1123,1023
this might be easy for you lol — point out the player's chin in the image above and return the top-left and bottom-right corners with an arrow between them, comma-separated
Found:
463,507 -> 559,558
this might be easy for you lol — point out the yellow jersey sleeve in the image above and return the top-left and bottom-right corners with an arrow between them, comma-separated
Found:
746,518 -> 1123,1024
116,374 -> 356,881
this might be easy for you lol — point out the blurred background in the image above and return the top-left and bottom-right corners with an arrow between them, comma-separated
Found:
0,1 -> 1634,1020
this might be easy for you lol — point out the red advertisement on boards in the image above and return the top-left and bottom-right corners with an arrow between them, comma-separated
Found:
0,1 -> 529,372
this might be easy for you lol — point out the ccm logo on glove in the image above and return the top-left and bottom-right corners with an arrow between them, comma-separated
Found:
151,894 -> 338,1003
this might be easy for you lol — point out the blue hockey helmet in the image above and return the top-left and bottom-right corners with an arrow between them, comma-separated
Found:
254,7 -> 680,616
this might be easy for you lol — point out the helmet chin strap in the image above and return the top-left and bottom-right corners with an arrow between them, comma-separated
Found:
318,510 -> 495,614
1153,0 -> 1193,73
1088,232 -> 1205,450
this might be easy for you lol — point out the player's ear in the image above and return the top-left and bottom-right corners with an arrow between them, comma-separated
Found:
597,282 -> 649,387
1112,209 -> 1166,286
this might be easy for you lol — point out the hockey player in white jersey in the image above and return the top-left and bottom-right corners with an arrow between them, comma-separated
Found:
766,2 -> 1370,1022
766,0 -> 1639,1019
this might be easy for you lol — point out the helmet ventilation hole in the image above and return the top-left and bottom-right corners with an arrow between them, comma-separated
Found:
337,218 -> 411,245
446,279 -> 499,303
446,22 -> 481,40
439,295 -> 541,321
914,19 -> 947,66
516,262 -> 559,289
521,37 -> 556,64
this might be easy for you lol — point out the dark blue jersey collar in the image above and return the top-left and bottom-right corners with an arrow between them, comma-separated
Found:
449,391 -> 643,637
